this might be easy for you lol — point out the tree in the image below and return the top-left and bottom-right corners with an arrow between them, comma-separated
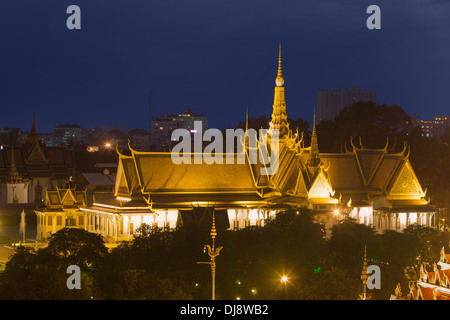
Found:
43,228 -> 108,269
317,102 -> 411,153
328,218 -> 381,273
0,243 -> 97,299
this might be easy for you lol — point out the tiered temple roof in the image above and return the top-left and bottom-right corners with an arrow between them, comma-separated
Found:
0,114 -> 75,182
87,45 -> 432,222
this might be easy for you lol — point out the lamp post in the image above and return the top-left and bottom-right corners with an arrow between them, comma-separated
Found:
360,246 -> 368,300
198,211 -> 223,300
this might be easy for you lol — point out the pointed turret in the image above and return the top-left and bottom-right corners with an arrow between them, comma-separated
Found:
275,43 -> 284,87
28,112 -> 39,143
307,108 -> 321,167
8,147 -> 23,183
245,107 -> 249,149
245,107 -> 249,132
269,43 -> 290,139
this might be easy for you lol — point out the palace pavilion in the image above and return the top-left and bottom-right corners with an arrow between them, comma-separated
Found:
35,46 -> 437,241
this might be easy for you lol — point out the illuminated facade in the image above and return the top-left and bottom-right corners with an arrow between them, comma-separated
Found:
35,188 -> 88,240
36,46 -> 435,241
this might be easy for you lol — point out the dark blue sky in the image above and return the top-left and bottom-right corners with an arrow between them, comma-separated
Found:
0,0 -> 449,133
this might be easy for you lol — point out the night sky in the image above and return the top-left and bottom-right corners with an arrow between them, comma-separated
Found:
0,0 -> 449,133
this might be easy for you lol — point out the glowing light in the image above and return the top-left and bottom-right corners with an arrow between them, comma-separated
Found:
281,276 -> 288,283
116,197 -> 131,202
105,143 -> 111,148
334,209 -> 339,215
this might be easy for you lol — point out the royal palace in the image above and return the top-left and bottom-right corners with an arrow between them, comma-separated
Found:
34,46 -> 437,241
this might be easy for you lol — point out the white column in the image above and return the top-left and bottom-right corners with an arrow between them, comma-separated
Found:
52,215 -> 56,234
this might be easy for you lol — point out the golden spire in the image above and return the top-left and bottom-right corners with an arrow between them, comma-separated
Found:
307,106 -> 321,167
244,107 -> 250,149
8,147 -> 22,183
245,107 -> 249,132
275,43 -> 284,87
270,43 -> 289,139
29,110 -> 39,143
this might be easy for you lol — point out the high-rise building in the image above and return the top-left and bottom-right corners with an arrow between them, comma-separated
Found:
410,114 -> 450,138
40,124 -> 86,147
317,87 -> 376,121
151,109 -> 207,151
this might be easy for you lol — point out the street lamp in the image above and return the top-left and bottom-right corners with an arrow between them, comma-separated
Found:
198,211 -> 223,300
280,275 -> 288,283
360,246 -> 369,300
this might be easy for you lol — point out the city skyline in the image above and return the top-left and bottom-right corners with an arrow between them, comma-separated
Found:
1,1 -> 449,133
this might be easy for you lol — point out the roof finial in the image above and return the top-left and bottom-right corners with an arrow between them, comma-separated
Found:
307,106 -> 320,167
245,107 -> 248,132
29,99 -> 39,142
8,147 -> 22,183
275,42 -> 284,87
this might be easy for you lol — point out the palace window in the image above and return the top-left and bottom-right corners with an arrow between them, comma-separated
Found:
66,217 -> 76,227
57,216 -> 62,226
47,216 -> 53,226
79,215 -> 84,226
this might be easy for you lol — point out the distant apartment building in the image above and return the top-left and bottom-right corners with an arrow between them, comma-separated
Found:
317,87 -> 377,121
151,109 -> 207,151
41,124 -> 85,147
411,115 -> 450,138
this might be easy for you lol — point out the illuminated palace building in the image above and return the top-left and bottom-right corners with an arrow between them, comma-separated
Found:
36,47 -> 437,241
